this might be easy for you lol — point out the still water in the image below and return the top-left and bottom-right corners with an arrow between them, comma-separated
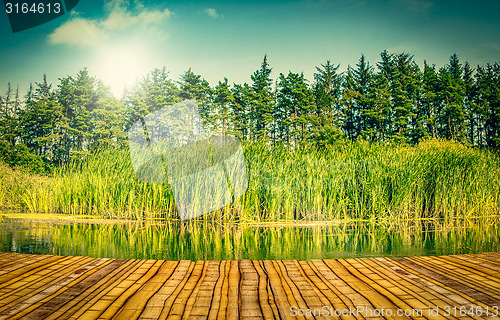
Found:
1,216 -> 499,261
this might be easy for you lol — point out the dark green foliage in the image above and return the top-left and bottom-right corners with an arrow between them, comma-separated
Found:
124,67 -> 180,131
438,54 -> 466,141
213,78 -> 234,134
1,51 -> 500,177
476,63 -> 500,149
178,68 -> 212,128
0,141 -> 50,174
250,55 -> 274,140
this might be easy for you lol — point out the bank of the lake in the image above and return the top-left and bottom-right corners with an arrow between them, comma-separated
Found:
1,140 -> 499,222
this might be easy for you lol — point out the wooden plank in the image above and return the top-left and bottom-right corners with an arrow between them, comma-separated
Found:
0,252 -> 499,319
389,257 -> 495,310
336,258 -> 415,320
353,258 -> 467,320
206,260 -> 225,320
0,256 -> 112,320
91,260 -> 162,319
0,255 -> 68,287
281,260 -> 325,310
181,260 -> 211,319
238,259 -> 263,318
252,260 -> 278,320
226,260 -> 240,320
377,257 -> 481,310
108,260 -> 177,320
191,260 -> 221,318
66,258 -> 149,320
139,260 -> 193,320
45,258 -> 143,320
0,256 -> 91,309
165,260 -> 206,319
307,260 -> 361,320
405,256 -> 500,306
270,260 -> 307,320
262,260 -> 295,320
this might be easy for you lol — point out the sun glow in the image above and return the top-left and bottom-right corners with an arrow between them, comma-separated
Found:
93,44 -> 152,98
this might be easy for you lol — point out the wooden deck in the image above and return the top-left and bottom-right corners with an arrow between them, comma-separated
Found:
0,253 -> 499,319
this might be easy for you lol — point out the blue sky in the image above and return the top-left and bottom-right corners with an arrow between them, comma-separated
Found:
1,0 -> 499,97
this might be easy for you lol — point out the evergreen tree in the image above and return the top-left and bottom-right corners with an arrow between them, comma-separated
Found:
213,78 -> 234,134
250,55 -> 274,140
364,73 -> 391,142
313,60 -> 342,122
438,54 -> 466,140
124,67 -> 181,131
19,75 -> 64,162
276,72 -> 315,147
421,61 -> 440,139
476,63 -> 500,149
178,68 -> 212,128
462,62 -> 478,145
340,67 -> 359,141
353,54 -> 374,140
230,83 -> 252,140
91,81 -> 127,149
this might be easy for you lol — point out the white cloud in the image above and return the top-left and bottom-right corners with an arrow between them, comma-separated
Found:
48,2 -> 173,47
48,18 -> 108,46
203,8 -> 221,19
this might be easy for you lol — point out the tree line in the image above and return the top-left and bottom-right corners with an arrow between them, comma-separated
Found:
0,51 -> 499,171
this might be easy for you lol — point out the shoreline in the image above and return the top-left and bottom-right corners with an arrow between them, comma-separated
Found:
2,212 -> 500,227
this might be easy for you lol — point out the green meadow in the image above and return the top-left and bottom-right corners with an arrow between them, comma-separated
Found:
2,139 -> 499,222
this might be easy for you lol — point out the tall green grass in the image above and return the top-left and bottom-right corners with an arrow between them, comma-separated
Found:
3,139 -> 500,221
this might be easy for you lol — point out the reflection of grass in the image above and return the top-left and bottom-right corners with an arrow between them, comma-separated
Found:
2,139 -> 500,221
2,217 -> 500,260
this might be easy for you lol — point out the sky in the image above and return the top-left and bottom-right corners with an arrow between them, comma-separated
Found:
1,0 -> 500,98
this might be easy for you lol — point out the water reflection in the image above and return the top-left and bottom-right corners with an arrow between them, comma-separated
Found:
0,217 -> 499,261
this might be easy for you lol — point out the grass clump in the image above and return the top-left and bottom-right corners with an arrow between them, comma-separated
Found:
2,139 -> 499,221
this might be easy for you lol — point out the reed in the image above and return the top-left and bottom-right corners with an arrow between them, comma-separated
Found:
3,139 -> 500,221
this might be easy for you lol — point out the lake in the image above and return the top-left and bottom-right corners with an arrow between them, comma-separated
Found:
1,215 -> 499,261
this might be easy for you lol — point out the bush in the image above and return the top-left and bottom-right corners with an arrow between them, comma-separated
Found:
0,141 -> 51,174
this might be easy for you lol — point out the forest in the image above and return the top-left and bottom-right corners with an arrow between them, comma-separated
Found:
0,51 -> 499,221
0,51 -> 499,173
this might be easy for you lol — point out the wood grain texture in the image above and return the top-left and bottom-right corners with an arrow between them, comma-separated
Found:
0,252 -> 499,319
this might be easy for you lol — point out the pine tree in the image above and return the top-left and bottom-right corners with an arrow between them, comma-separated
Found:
18,75 -> 64,162
124,67 -> 181,131
91,81 -> 127,149
231,83 -> 252,141
438,54 -> 466,141
476,63 -> 500,149
213,78 -> 234,134
364,73 -> 391,142
462,62 -> 478,145
311,60 -> 344,146
340,67 -> 359,141
421,61 -> 440,139
250,55 -> 274,140
313,60 -> 342,121
178,68 -> 212,128
353,54 -> 374,140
